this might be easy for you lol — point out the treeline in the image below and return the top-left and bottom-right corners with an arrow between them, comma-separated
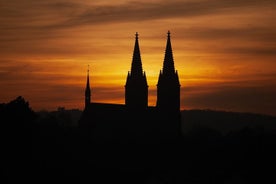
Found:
2,96 -> 276,183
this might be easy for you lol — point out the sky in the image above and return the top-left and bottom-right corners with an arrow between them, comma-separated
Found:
0,0 -> 276,116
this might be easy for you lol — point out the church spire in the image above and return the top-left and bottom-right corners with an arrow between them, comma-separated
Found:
157,31 -> 180,112
85,65 -> 91,108
162,31 -> 175,75
86,66 -> 90,90
125,32 -> 148,109
130,32 -> 143,77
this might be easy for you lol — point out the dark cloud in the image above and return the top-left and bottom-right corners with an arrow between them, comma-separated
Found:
0,59 -> 83,88
188,44 -> 276,56
221,46 -> 276,56
52,0 -> 276,28
176,26 -> 276,43
182,83 -> 276,116
25,83 -> 84,110
1,0 -> 275,52
1,0 -> 275,30
173,25 -> 276,56
1,0 -> 275,56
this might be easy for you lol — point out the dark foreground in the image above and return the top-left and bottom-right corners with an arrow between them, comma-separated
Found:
5,123 -> 275,184
2,97 -> 275,183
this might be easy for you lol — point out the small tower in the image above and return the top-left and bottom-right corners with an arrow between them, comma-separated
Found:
85,65 -> 91,109
157,31 -> 181,112
125,32 -> 148,109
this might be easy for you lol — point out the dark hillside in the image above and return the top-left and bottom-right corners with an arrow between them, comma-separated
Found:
181,109 -> 276,135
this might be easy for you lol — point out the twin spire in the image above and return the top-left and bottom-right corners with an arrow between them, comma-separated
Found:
125,31 -> 179,110
130,31 -> 175,77
86,31 -> 180,111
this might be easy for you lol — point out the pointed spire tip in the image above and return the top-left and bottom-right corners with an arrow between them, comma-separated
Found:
135,32 -> 139,39
87,64 -> 90,76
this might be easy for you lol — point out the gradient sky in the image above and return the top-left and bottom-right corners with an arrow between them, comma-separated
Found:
1,0 -> 276,116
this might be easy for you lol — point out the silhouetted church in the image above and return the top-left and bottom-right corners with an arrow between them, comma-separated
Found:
79,31 -> 181,143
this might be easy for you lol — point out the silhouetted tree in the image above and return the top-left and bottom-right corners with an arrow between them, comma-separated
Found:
1,96 -> 37,181
1,96 -> 36,126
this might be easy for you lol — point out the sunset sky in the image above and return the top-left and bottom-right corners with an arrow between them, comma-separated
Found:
1,0 -> 276,116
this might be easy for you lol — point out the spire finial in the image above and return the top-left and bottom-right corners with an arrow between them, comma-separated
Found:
167,30 -> 170,37
86,64 -> 90,88
85,64 -> 91,108
135,32 -> 138,39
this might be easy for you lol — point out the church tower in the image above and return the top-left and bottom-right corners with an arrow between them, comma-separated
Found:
157,31 -> 180,112
125,32 -> 148,109
85,66 -> 91,109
